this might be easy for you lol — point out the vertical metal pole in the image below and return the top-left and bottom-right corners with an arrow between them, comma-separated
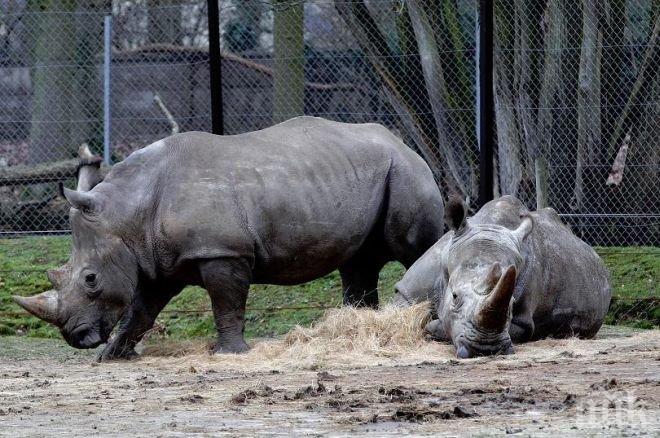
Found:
103,15 -> 112,165
207,0 -> 224,135
478,0 -> 494,207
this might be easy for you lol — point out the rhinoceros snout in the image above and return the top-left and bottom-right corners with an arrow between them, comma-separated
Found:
455,339 -> 514,359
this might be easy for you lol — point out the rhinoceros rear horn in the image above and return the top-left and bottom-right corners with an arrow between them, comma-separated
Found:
12,290 -> 60,326
476,265 -> 517,331
484,262 -> 502,291
47,264 -> 70,290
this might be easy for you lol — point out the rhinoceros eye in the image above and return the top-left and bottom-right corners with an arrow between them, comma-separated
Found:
85,273 -> 97,285
451,291 -> 463,311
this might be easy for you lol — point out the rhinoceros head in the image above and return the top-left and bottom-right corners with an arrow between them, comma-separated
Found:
428,198 -> 532,358
13,156 -> 137,349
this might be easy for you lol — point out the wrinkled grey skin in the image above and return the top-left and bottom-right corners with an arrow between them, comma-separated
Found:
14,117 -> 444,360
394,196 -> 611,359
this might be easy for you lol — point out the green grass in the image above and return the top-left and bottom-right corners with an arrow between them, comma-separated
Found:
597,248 -> 659,299
0,236 -> 657,339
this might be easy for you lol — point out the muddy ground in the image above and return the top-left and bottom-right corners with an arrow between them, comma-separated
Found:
0,326 -> 658,437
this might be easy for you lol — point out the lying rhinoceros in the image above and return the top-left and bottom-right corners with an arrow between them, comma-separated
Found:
13,117 -> 444,360
393,195 -> 611,358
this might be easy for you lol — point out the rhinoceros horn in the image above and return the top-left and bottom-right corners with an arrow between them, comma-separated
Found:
475,264 -> 517,331
12,290 -> 60,326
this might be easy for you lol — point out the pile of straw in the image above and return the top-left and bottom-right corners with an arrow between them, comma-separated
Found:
141,302 -> 453,370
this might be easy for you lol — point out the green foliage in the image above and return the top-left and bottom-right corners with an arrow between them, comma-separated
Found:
0,237 -> 657,341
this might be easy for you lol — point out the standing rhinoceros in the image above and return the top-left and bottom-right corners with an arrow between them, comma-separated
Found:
13,117 -> 444,360
393,195 -> 611,358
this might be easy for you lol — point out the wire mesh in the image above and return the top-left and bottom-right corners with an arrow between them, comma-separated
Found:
494,0 -> 658,246
0,0 -> 657,249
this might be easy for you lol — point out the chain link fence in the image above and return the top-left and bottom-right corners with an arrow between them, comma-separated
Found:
494,0 -> 658,247
0,0 -> 657,248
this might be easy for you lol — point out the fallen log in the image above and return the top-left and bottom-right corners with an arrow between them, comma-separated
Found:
0,145 -> 107,187
0,159 -> 80,187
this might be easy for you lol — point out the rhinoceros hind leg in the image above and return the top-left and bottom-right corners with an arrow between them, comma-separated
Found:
340,253 -> 386,309
200,258 -> 252,354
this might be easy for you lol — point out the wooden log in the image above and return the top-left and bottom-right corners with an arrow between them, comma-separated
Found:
0,145 -> 108,187
0,159 -> 80,187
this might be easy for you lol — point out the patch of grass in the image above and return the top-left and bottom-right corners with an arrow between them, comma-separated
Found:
0,236 -> 657,340
597,247 -> 659,299
158,264 -> 405,340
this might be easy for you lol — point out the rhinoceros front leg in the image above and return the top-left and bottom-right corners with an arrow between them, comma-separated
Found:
97,284 -> 181,361
199,258 -> 251,354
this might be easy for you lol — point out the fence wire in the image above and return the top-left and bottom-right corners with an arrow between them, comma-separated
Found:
0,0 -> 658,250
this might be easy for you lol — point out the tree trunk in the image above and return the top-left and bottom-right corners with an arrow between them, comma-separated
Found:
28,0 -> 77,164
574,0 -> 602,213
70,0 -> 110,153
494,0 -> 523,196
272,0 -> 304,124
407,0 -> 476,197
536,0 -> 569,209
513,0 -> 544,179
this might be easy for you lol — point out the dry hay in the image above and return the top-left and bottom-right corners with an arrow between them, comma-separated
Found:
140,302 -> 454,370
138,304 -> 660,373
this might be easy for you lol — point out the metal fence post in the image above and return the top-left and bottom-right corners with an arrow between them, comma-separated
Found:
477,0 -> 494,207
103,15 -> 112,165
207,0 -> 224,135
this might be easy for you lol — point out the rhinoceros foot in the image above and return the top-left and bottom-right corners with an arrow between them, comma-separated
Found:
212,339 -> 250,355
96,343 -> 140,362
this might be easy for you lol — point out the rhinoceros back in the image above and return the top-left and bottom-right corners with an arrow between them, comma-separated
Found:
102,117 -> 441,284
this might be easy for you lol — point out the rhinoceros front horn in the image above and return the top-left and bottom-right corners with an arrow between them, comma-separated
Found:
475,265 -> 517,332
12,290 -> 60,326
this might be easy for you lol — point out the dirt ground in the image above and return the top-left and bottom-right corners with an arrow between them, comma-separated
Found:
0,326 -> 658,437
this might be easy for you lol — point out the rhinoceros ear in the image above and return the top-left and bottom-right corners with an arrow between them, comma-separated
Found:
76,143 -> 103,192
63,187 -> 98,213
513,215 -> 533,243
445,195 -> 467,232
